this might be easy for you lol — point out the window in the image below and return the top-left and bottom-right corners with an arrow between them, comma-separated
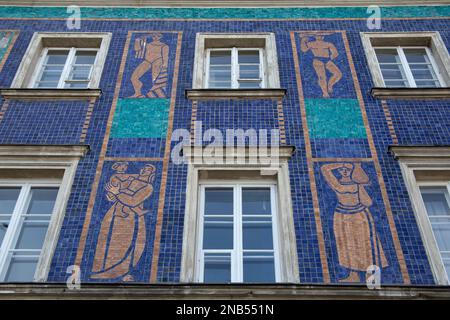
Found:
192,33 -> 280,90
0,145 -> 88,282
0,184 -> 59,281
206,48 -> 264,89
180,146 -> 299,283
361,32 -> 450,90
198,184 -> 279,283
374,47 -> 444,88
32,48 -> 98,89
391,146 -> 450,285
419,186 -> 450,282
11,32 -> 111,89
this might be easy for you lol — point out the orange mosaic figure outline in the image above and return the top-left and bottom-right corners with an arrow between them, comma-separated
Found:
321,163 -> 388,283
91,163 -> 156,281
129,33 -> 169,98
300,32 -> 342,98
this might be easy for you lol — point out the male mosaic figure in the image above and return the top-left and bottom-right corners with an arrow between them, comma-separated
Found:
129,33 -> 169,98
300,34 -> 342,98
91,164 -> 156,281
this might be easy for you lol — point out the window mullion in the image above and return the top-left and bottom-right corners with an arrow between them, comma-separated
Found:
232,48 -> 238,89
234,184 -> 243,282
197,185 -> 205,282
398,47 -> 416,88
59,47 -> 76,88
205,49 -> 211,89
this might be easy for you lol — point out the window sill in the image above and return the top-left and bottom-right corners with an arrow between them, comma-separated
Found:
0,88 -> 102,101
186,88 -> 286,100
371,87 -> 450,100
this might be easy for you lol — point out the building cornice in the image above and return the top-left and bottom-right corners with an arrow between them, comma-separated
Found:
2,1 -> 450,8
0,5 -> 448,20
0,283 -> 450,299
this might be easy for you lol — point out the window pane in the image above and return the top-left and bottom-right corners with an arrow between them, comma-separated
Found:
243,217 -> 273,250
430,220 -> 450,252
415,80 -> 441,88
204,188 -> 233,215
4,255 -> 39,282
68,65 -> 92,81
239,64 -> 260,79
243,252 -> 275,283
204,252 -> 231,283
379,67 -> 406,80
203,216 -> 233,249
0,188 -> 20,215
238,81 -> 261,89
74,51 -> 97,65
420,188 -> 450,216
209,65 -> 232,82
26,188 -> 59,215
375,49 -> 401,64
384,80 -> 408,87
242,188 -> 271,215
209,51 -> 231,65
15,221 -> 49,250
39,71 -> 63,82
238,50 -> 260,64
46,50 -> 69,65
65,82 -> 90,88
442,254 -> 450,280
404,48 -> 429,64
0,188 -> 20,244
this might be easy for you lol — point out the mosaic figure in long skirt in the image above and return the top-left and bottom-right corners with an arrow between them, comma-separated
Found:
321,163 -> 388,282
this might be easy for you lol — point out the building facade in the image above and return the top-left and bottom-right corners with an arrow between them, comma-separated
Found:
0,0 -> 449,299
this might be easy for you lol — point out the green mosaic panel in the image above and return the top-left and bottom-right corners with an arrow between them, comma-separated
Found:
0,6 -> 448,19
111,98 -> 170,138
305,99 -> 367,139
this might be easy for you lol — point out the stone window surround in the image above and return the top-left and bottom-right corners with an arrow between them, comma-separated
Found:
0,145 -> 88,282
8,32 -> 111,99
361,32 -> 450,99
180,146 -> 299,283
190,33 -> 282,99
390,146 -> 450,285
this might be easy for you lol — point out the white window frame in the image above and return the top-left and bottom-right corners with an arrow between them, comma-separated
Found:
11,32 -> 111,89
391,146 -> 450,285
192,33 -> 280,89
360,32 -> 450,89
30,47 -> 99,89
416,182 -> 450,284
204,47 -> 266,89
373,46 -> 445,88
0,180 -> 60,281
180,146 -> 299,283
197,182 -> 280,283
0,145 -> 87,282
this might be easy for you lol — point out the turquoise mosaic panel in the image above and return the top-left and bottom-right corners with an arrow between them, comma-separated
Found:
0,6 -> 448,19
111,98 -> 170,139
305,99 -> 366,139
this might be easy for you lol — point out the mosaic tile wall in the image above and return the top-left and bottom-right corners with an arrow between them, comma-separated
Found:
0,6 -> 448,285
